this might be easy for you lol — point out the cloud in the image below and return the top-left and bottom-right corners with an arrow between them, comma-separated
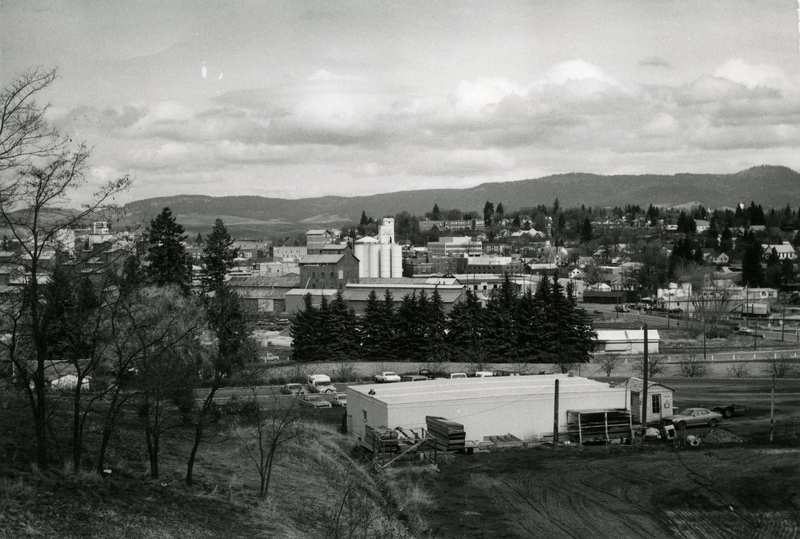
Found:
639,56 -> 671,69
68,58 -> 800,203
714,58 -> 785,90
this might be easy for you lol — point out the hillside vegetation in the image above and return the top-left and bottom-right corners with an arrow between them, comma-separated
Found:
122,166 -> 800,230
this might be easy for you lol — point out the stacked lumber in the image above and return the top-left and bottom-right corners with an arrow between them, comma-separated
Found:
426,416 -> 465,451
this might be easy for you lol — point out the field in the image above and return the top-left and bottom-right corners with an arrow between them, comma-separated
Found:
421,445 -> 800,539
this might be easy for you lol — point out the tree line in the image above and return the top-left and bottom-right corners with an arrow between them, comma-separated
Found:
290,273 -> 596,371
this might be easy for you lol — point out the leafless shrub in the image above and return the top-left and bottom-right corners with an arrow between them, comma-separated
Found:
599,354 -> 621,377
678,355 -> 707,378
636,355 -> 665,377
763,355 -> 797,379
727,362 -> 749,378
330,362 -> 357,383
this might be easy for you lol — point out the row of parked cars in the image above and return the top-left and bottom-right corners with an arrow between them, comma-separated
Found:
373,369 -> 520,383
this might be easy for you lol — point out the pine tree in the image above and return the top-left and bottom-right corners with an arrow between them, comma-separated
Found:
447,289 -> 485,363
201,218 -> 237,294
290,295 -> 321,362
742,240 -> 764,287
483,274 -> 517,362
426,288 -> 447,361
328,290 -> 359,362
147,207 -> 191,293
580,218 -> 593,243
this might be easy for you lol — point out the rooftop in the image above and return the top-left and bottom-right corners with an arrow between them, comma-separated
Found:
347,374 -> 619,406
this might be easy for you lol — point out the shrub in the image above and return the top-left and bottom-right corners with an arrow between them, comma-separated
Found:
678,356 -> 707,378
727,362 -> 749,378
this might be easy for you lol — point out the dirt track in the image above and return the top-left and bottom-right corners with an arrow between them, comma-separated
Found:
423,446 -> 800,539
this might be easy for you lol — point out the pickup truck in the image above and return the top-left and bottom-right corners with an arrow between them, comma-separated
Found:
306,374 -> 337,394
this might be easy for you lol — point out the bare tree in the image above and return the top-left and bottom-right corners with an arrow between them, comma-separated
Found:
636,354 -> 665,377
0,68 -> 62,172
235,388 -> 303,500
0,68 -> 130,471
130,287 -> 204,480
678,355 -> 707,378
599,354 -> 621,377
186,285 -> 255,486
763,354 -> 796,379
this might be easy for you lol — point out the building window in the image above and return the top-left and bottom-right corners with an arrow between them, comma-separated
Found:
362,410 -> 367,422
652,394 -> 661,414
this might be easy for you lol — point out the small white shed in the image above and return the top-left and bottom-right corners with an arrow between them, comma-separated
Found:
625,377 -> 674,423
346,375 -> 628,448
595,329 -> 660,354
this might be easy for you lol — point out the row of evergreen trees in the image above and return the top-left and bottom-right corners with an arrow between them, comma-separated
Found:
290,274 -> 596,368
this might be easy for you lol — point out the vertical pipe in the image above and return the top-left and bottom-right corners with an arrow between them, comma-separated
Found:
553,379 -> 559,448
770,374 -> 775,442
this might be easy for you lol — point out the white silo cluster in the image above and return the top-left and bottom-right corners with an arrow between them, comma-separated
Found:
354,217 -> 402,278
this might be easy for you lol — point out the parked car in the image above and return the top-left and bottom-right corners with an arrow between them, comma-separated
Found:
281,383 -> 306,395
666,408 -> 722,430
492,370 -> 520,377
710,404 -> 748,418
307,374 -> 337,393
473,371 -> 493,378
614,304 -> 630,313
299,395 -> 333,409
448,373 -> 468,379
374,371 -> 401,383
401,374 -> 428,382
330,393 -> 347,407
260,353 -> 280,362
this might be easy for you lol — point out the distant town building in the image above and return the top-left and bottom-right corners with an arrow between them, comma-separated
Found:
299,252 -> 360,290
427,236 -> 482,258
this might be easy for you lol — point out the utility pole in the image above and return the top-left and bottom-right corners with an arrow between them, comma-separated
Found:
553,379 -> 559,448
641,323 -> 649,445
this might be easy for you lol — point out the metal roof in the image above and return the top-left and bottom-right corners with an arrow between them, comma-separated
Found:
595,330 -> 660,342
625,377 -> 674,393
348,374 -> 620,406
343,287 -> 464,303
299,254 -> 346,264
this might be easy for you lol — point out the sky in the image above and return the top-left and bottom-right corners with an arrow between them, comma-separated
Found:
2,1 -> 800,205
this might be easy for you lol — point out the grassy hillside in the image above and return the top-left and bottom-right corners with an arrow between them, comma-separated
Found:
0,388 -> 420,539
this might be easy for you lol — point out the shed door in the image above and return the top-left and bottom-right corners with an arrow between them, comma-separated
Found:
651,394 -> 662,421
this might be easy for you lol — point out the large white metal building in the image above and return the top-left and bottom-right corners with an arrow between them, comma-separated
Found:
595,329 -> 660,354
346,375 -> 628,449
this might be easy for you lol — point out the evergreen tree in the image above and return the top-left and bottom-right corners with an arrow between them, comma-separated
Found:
580,218 -> 593,243
396,292 -> 425,361
483,201 -> 495,227
201,218 -> 237,294
741,239 -> 764,287
147,207 -> 191,293
447,289 -> 485,363
426,288 -> 447,361
431,203 -> 441,220
483,274 -> 517,362
290,295 -> 322,362
328,290 -> 359,362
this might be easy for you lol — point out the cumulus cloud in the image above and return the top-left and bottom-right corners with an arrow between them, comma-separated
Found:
73,57 -> 800,201
714,58 -> 785,89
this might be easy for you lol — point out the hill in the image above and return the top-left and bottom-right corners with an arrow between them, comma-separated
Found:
121,166 -> 800,236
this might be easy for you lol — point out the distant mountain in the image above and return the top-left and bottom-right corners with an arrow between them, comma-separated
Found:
121,166 -> 800,235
